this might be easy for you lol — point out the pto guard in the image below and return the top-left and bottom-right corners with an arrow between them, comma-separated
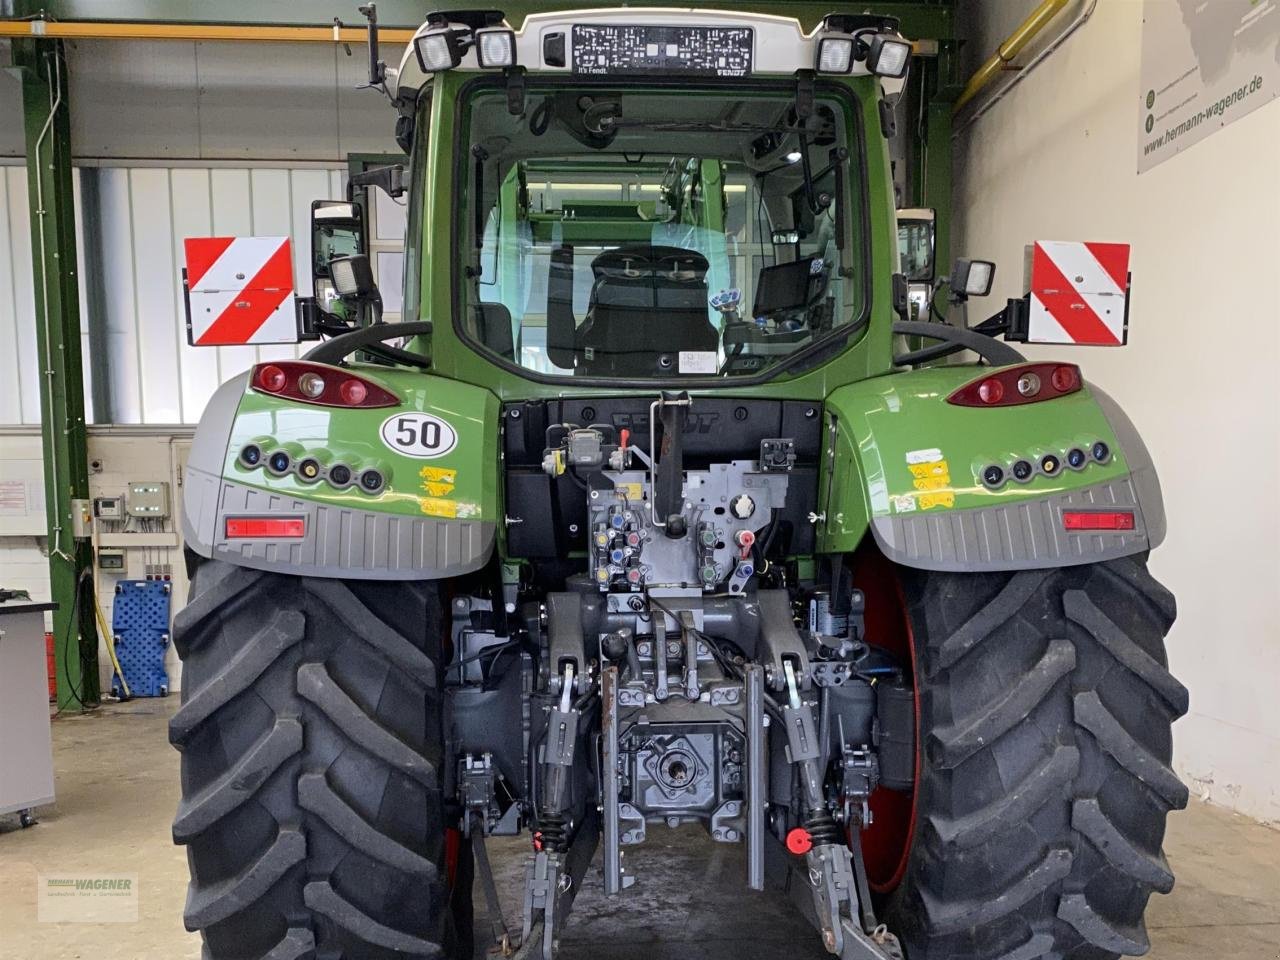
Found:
182,368 -> 500,580
818,367 -> 1166,572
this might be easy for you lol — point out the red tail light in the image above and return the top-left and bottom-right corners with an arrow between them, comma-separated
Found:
225,516 -> 307,539
948,363 -> 1083,408
1062,510 -> 1135,531
250,361 -> 399,409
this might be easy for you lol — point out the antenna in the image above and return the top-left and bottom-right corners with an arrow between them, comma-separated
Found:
356,3 -> 387,88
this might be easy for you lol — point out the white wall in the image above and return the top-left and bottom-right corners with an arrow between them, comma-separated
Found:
954,0 -> 1280,823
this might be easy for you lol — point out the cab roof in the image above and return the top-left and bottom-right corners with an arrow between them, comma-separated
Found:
395,7 -> 904,96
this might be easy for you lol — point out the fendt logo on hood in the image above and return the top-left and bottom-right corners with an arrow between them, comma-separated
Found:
610,412 -> 721,435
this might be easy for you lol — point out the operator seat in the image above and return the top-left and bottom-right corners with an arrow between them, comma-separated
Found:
577,244 -> 718,376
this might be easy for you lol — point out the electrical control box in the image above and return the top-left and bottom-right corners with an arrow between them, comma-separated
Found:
71,498 -> 93,538
126,481 -> 170,519
94,496 -> 123,520
98,549 -> 126,572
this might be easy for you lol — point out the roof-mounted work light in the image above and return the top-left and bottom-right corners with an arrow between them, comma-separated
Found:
415,27 -> 469,72
814,26 -> 912,78
815,35 -> 855,74
865,34 -> 912,78
475,27 -> 517,68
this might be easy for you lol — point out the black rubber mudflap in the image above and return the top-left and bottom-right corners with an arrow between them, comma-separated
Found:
885,556 -> 1188,960
169,558 -> 463,959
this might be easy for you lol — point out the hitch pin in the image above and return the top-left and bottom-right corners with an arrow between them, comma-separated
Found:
783,660 -> 802,710
560,663 -> 575,713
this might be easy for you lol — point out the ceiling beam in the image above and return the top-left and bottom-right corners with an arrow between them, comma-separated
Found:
2,1 -> 955,40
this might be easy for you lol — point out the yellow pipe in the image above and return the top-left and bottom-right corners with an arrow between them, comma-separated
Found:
0,20 -> 419,44
953,0 -> 1071,113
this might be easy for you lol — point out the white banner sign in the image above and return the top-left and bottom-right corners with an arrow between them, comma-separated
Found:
1138,0 -> 1279,173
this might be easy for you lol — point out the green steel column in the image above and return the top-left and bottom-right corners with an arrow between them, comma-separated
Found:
14,37 -> 99,711
921,99 -> 952,274
920,41 -> 963,276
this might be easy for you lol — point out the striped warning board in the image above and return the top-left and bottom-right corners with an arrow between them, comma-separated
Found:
183,236 -> 298,346
1028,241 -> 1130,346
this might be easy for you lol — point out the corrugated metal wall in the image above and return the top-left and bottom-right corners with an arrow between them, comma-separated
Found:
0,35 -> 411,427
0,163 -> 350,425
91,164 -> 345,424
0,164 -> 95,425
0,40 -> 406,161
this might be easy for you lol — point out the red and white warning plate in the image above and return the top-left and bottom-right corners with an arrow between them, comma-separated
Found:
1028,241 -> 1130,346
183,236 -> 297,346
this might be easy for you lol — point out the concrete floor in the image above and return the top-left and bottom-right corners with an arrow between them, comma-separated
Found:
1,702 -> 1277,960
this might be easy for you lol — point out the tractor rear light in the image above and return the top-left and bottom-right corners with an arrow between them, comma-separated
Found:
1051,365 -> 1080,392
297,372 -> 326,398
256,364 -> 288,393
224,516 -> 306,539
1062,510 -> 1135,531
948,363 -> 1083,408
248,361 -> 399,409
339,378 -> 368,405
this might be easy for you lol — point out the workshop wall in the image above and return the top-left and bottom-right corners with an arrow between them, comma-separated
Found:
953,0 -> 1280,823
0,164 -> 344,425
1,39 -> 406,161
0,429 -> 191,695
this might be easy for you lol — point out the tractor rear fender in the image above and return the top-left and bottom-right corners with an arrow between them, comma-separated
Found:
182,366 -> 500,580
817,365 -> 1166,572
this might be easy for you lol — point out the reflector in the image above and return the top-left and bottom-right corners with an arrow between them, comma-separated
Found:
225,517 -> 307,539
1062,511 -> 1135,532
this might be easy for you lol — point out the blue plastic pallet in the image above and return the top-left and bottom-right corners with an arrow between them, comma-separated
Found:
111,580 -> 172,698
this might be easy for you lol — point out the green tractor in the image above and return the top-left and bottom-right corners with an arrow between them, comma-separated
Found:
170,7 -> 1186,960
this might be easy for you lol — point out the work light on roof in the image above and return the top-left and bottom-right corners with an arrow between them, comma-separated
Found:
815,28 -> 912,78
815,36 -> 855,74
475,27 -> 516,68
866,34 -> 912,78
415,27 -> 467,72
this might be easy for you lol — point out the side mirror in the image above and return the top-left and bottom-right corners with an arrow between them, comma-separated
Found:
896,208 -> 936,283
311,200 -> 365,306
950,258 -> 996,299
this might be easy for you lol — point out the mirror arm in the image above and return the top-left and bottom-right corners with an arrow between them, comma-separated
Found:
304,320 -> 434,365
357,3 -> 388,90
891,320 -> 1026,368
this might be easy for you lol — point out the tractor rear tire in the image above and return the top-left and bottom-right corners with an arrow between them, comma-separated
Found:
170,557 -> 467,959
883,555 -> 1189,960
